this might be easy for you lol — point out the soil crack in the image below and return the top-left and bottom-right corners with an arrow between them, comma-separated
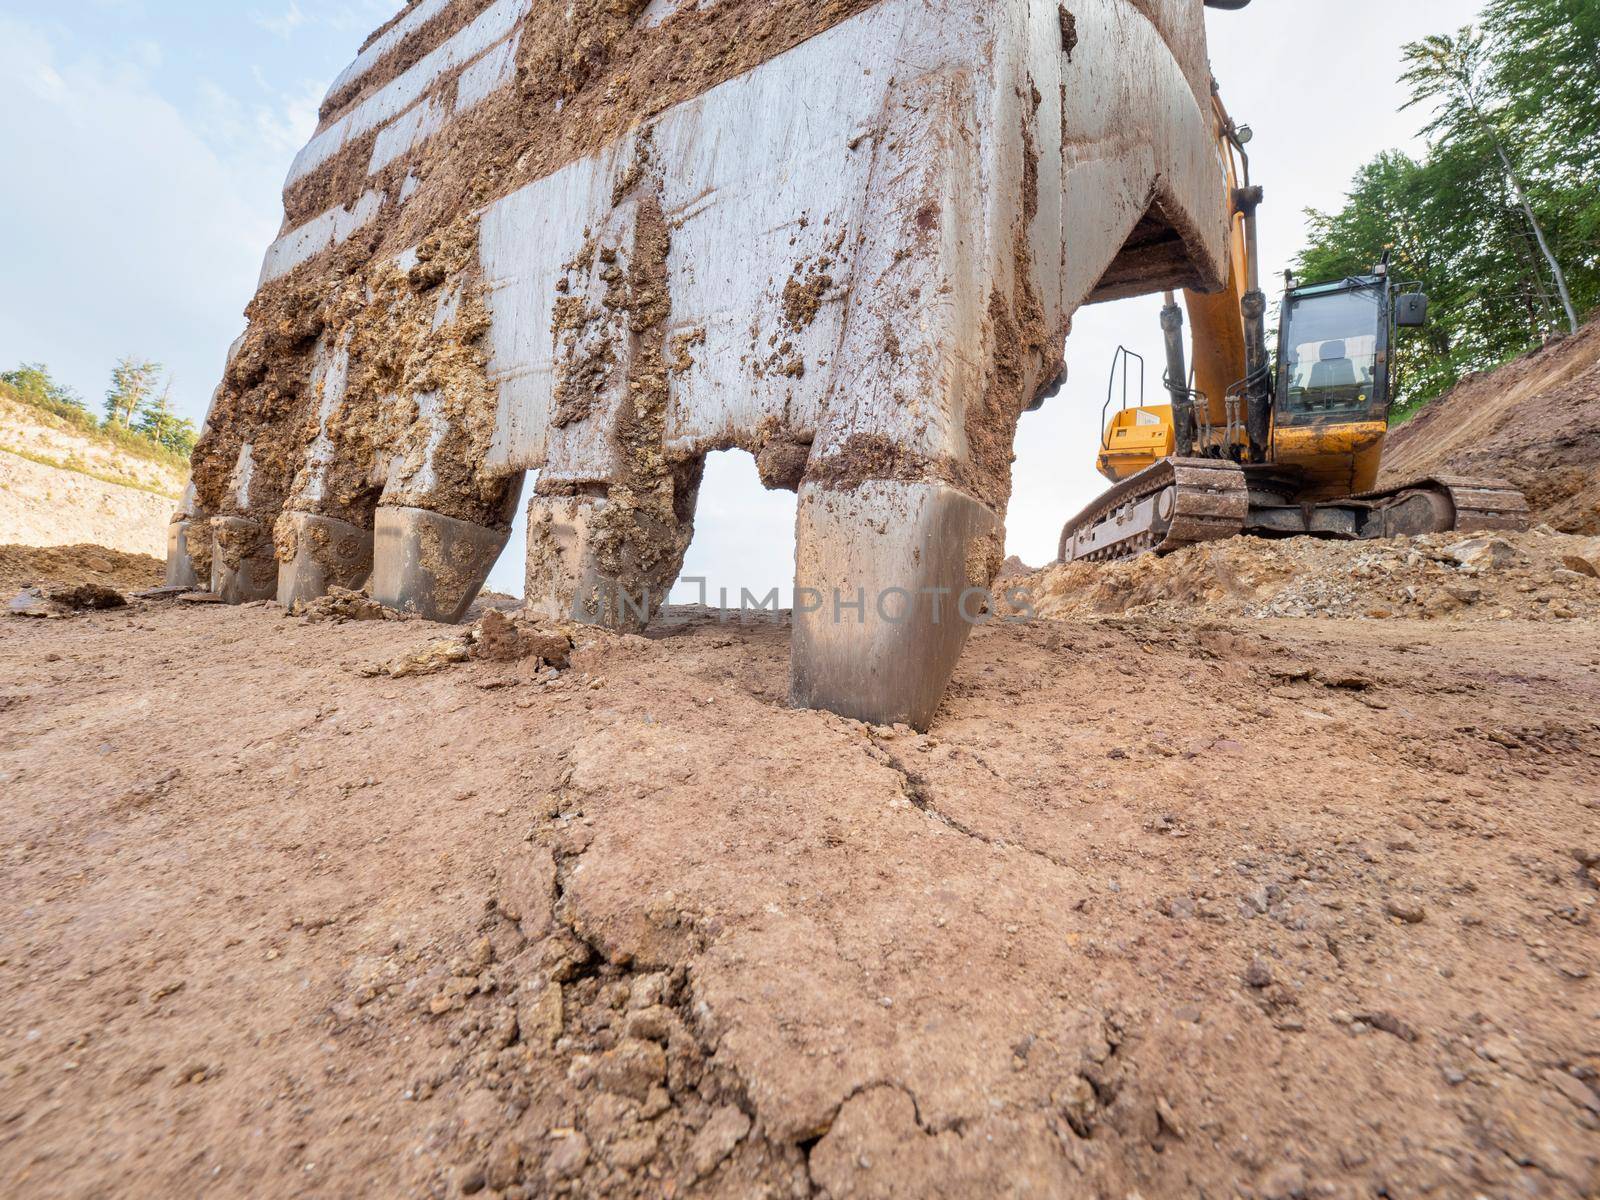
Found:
868,734 -> 1073,872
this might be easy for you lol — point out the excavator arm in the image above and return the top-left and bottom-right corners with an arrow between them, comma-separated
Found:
1097,90 -> 1260,482
1177,91 -> 1262,462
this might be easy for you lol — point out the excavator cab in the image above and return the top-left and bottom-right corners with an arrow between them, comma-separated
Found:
1269,272 -> 1425,499
1275,278 -> 1390,427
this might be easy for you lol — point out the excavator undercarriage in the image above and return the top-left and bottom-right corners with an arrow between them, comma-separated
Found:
1059,460 -> 1529,565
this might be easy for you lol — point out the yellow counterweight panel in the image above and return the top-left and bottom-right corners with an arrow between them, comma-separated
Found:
1097,405 -> 1175,481
1270,420 -> 1388,501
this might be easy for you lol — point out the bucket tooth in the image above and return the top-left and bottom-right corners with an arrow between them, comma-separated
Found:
524,494 -> 615,627
166,517 -> 200,590
523,474 -> 700,632
165,482 -> 202,589
791,481 -> 1003,732
275,512 -> 375,608
210,516 -> 280,604
370,506 -> 508,624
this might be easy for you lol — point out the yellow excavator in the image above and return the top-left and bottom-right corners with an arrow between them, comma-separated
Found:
1058,96 -> 1529,564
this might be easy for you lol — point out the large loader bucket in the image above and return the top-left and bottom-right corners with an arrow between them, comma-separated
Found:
170,0 -> 1232,727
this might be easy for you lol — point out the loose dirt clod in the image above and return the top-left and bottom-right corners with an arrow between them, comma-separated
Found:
293,586 -> 393,624
470,609 -> 574,668
7,580 -> 127,618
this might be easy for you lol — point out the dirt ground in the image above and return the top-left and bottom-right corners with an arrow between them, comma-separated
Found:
3,533 -> 1598,1198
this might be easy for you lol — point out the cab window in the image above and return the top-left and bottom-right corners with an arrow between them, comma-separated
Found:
1279,288 -> 1384,425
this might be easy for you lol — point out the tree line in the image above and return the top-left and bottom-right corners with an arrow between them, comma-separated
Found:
1295,0 -> 1598,417
2,357 -> 198,458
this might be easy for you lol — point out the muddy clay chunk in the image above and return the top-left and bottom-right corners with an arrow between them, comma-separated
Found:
544,1132 -> 589,1182
518,981 -> 563,1049
593,1038 -> 666,1101
470,609 -> 573,667
1358,1011 -> 1420,1042
1243,958 -> 1273,988
294,587 -> 388,623
1258,1162 -> 1309,1200
607,1131 -> 660,1170
623,1005 -> 673,1043
363,636 -> 472,678
684,1105 -> 751,1183
484,1136 -> 522,1190
1385,899 -> 1427,924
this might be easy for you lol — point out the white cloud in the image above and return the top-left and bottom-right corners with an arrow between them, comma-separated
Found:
251,1 -> 308,40
251,0 -> 403,41
130,37 -> 163,70
194,69 -> 324,174
252,76 -> 326,156
0,15 -> 282,425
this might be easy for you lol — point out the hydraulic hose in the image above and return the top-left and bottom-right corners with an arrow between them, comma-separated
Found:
1233,186 -> 1272,461
1160,292 -> 1196,456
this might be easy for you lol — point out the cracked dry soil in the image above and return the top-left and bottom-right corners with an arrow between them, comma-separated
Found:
2,596 -> 1598,1198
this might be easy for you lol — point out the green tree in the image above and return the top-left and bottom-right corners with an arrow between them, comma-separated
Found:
2,362 -> 86,411
132,379 -> 199,456
1297,6 -> 1599,417
1401,26 -> 1578,333
1481,0 -> 1600,320
1300,152 -> 1455,403
104,357 -> 165,429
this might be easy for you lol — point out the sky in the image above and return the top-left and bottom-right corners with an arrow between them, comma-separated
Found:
0,0 -> 1484,597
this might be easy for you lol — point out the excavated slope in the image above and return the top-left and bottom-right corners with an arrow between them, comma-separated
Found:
1381,317 -> 1600,534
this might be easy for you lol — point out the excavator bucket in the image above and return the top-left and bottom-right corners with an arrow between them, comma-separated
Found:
172,0 -> 1233,729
